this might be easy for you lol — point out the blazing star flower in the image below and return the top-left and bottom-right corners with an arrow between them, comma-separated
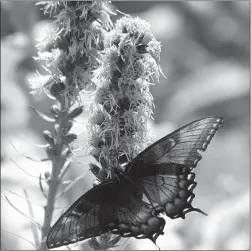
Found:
28,1 -> 114,249
88,16 -> 163,180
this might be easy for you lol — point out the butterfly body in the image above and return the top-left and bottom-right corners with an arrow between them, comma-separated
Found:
47,116 -> 223,249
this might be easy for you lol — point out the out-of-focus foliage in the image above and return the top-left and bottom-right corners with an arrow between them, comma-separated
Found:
1,1 -> 249,250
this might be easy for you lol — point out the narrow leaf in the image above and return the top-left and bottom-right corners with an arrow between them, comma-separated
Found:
3,196 -> 41,229
30,105 -> 56,122
2,186 -> 43,208
9,141 -> 49,162
10,159 -> 46,180
56,171 -> 88,199
39,174 -> 47,198
11,132 -> 48,148
1,228 -> 38,249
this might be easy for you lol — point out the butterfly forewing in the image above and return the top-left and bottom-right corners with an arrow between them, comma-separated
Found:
126,117 -> 223,177
46,180 -> 165,248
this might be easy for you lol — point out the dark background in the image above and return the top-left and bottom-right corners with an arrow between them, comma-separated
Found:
1,1 -> 249,250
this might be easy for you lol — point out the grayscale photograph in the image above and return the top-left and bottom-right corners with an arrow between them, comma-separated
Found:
1,1 -> 249,250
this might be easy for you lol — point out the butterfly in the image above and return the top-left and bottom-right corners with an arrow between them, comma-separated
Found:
46,116 -> 223,249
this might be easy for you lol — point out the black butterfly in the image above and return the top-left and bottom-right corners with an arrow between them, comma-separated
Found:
46,116 -> 223,249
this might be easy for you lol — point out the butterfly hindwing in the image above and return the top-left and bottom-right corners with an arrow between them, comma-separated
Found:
125,117 -> 223,219
135,163 -> 204,219
46,180 -> 165,248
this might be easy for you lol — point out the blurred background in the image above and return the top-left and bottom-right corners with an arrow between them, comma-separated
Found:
1,1 -> 249,250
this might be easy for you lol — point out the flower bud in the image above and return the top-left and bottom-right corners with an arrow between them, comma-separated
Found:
89,163 -> 100,178
46,146 -> 57,159
50,81 -> 66,99
69,106 -> 84,120
44,171 -> 50,180
50,105 -> 60,117
63,133 -> 77,144
61,121 -> 73,134
43,130 -> 54,146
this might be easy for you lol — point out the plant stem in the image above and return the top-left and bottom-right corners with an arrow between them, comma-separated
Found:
40,160 -> 60,249
40,96 -> 68,250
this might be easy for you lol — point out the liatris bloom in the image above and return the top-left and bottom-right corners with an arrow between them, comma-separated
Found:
88,15 -> 163,249
29,1 -> 114,249
89,16 -> 163,180
30,1 -> 114,97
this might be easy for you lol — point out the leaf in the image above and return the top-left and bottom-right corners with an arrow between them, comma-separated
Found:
9,141 -> 49,162
1,228 -> 38,249
30,105 -> 56,122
